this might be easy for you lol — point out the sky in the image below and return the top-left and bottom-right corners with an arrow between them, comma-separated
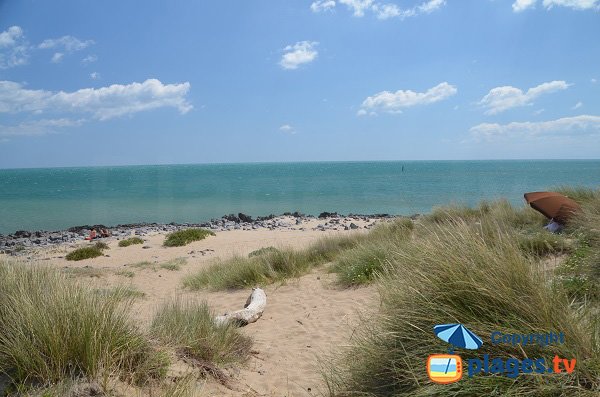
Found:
0,0 -> 599,168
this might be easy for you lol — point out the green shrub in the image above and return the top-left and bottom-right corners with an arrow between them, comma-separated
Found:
163,229 -> 215,247
65,246 -> 104,261
94,241 -> 109,250
119,237 -> 144,247
325,221 -> 599,396
249,246 -> 280,257
151,298 -> 252,365
0,261 -> 168,386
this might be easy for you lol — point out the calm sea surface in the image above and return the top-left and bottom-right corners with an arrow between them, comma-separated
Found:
0,160 -> 598,234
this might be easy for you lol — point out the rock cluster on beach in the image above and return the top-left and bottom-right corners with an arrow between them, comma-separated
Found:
0,212 -> 399,255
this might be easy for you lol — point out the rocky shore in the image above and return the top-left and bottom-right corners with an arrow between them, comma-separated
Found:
0,212 -> 404,254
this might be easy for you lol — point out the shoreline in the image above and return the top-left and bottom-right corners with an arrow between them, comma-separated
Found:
0,211 -> 407,254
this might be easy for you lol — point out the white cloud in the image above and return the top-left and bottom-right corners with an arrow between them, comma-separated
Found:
572,101 -> 583,109
534,108 -> 545,115
330,0 -> 445,19
0,118 -> 84,137
592,78 -> 598,84
513,0 -> 537,11
0,26 -> 29,69
51,52 -> 64,63
339,0 -> 375,16
512,0 -> 599,11
479,80 -> 569,115
38,35 -> 94,52
39,35 -> 94,62
470,115 -> 600,141
90,72 -> 100,80
279,124 -> 296,134
311,0 -> 336,12
0,78 -> 192,120
82,54 -> 98,64
279,41 -> 318,70
359,82 -> 457,115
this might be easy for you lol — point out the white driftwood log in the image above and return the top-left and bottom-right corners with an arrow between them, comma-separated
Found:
214,288 -> 266,327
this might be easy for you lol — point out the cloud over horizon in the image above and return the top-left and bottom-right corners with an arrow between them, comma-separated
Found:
478,80 -> 570,115
0,78 -> 192,121
470,114 -> 600,141
358,82 -> 457,115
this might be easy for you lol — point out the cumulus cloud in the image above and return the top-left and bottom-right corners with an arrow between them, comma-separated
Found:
82,54 -> 98,64
470,115 -> 600,141
279,41 -> 318,70
38,35 -> 94,52
0,26 -> 29,69
310,0 -> 337,12
279,124 -> 296,134
512,0 -> 599,11
573,101 -> 583,109
90,72 -> 100,80
0,118 -> 84,137
321,0 -> 445,19
479,80 -> 569,115
0,78 -> 192,120
358,82 -> 457,115
39,35 -> 94,62
51,52 -> 64,63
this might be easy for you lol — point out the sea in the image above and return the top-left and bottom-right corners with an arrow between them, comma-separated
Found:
0,160 -> 598,234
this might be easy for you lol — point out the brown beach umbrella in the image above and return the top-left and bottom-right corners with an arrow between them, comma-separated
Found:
524,191 -> 581,224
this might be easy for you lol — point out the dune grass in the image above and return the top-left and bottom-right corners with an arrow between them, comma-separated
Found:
160,257 -> 187,271
163,228 -> 215,247
119,237 -> 144,247
184,233 -> 367,290
324,220 -> 600,396
150,298 -> 252,366
0,261 -> 168,389
65,243 -> 107,261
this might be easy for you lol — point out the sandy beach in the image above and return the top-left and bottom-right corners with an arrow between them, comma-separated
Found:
1,216 -> 380,396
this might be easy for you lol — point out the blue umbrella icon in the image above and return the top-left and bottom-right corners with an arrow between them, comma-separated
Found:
434,323 -> 483,350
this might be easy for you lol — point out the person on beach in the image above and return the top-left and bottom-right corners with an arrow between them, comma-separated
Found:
85,229 -> 97,240
100,228 -> 111,238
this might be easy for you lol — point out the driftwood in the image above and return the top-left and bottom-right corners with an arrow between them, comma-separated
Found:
214,287 -> 266,327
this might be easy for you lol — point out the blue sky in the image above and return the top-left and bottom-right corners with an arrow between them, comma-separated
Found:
0,0 -> 599,168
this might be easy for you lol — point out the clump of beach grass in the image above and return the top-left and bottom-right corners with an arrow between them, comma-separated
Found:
94,286 -> 146,300
119,237 -> 144,247
151,298 -> 252,366
63,266 -> 104,278
160,257 -> 187,271
116,269 -> 135,278
323,220 -> 600,396
163,228 -> 215,247
65,244 -> 106,261
184,233 -> 366,290
0,260 -> 169,389
330,218 -> 414,286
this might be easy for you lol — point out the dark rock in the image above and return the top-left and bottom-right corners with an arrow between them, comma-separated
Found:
350,223 -> 359,229
318,212 -> 338,219
223,213 -> 240,223
238,213 -> 253,223
14,230 -> 31,238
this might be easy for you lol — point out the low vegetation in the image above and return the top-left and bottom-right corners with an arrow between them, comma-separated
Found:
0,261 -> 168,390
163,228 -> 215,247
184,233 -> 366,290
160,257 -> 187,271
324,219 -> 600,396
151,298 -> 252,365
119,237 -> 144,247
65,242 -> 109,261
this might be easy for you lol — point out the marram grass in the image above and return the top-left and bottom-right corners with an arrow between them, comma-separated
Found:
0,260 -> 168,387
163,228 -> 215,247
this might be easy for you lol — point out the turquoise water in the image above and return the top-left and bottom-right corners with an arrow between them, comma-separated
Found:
0,160 -> 598,234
